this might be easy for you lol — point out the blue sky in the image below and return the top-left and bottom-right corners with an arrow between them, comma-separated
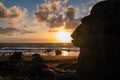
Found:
1,0 -> 44,13
1,0 -> 97,17
0,0 -> 100,43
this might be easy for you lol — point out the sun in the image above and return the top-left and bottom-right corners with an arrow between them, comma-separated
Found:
57,31 -> 72,42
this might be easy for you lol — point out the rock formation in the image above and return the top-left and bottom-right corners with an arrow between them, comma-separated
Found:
7,51 -> 23,63
3,51 -> 24,75
55,50 -> 62,56
71,0 -> 120,80
23,54 -> 56,80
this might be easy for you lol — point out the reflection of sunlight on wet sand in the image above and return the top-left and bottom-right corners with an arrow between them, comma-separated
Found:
61,51 -> 69,56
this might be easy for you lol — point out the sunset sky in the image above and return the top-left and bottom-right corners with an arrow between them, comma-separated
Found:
0,0 -> 102,43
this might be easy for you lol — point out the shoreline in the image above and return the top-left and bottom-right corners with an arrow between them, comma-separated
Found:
0,55 -> 78,62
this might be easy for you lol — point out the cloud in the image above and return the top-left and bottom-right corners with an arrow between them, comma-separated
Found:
5,22 -> 19,28
0,2 -> 36,36
66,6 -> 74,20
0,27 -> 35,35
0,2 -> 27,21
33,0 -> 80,31
48,14 -> 64,28
62,0 -> 69,5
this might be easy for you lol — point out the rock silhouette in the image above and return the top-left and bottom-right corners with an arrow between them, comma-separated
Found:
55,50 -> 62,55
7,51 -> 23,63
2,51 -> 24,75
71,0 -> 120,80
23,54 -> 56,80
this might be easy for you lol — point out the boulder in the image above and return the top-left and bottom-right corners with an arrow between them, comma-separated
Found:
23,54 -> 52,79
7,51 -> 23,63
71,0 -> 120,80
55,50 -> 62,55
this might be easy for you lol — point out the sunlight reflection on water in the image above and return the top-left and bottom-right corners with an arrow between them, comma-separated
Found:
61,51 -> 69,56
0,48 -> 80,56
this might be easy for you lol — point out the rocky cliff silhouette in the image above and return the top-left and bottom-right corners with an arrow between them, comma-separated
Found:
72,0 -> 120,80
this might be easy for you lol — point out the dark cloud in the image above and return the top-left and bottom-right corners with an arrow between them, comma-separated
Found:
0,27 -> 19,35
34,5 -> 49,21
33,0 -> 80,31
5,22 -> 18,27
0,2 -> 34,35
0,2 -> 27,20
21,29 -> 36,34
65,19 -> 80,30
66,6 -> 74,20
0,27 -> 35,35
0,4 -> 7,19
48,14 -> 64,28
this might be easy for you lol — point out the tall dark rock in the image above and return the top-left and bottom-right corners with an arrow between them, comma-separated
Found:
72,0 -> 120,80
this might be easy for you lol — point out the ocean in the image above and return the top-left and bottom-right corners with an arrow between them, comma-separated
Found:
0,43 -> 80,56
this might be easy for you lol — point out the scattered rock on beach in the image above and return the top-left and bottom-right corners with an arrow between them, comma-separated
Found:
41,68 -> 56,77
22,54 -> 57,80
55,50 -> 62,55
7,51 -> 23,63
0,53 -> 78,80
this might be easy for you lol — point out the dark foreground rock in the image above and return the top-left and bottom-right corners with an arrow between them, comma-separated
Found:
22,54 -> 56,80
0,54 -> 78,80
72,0 -> 120,80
